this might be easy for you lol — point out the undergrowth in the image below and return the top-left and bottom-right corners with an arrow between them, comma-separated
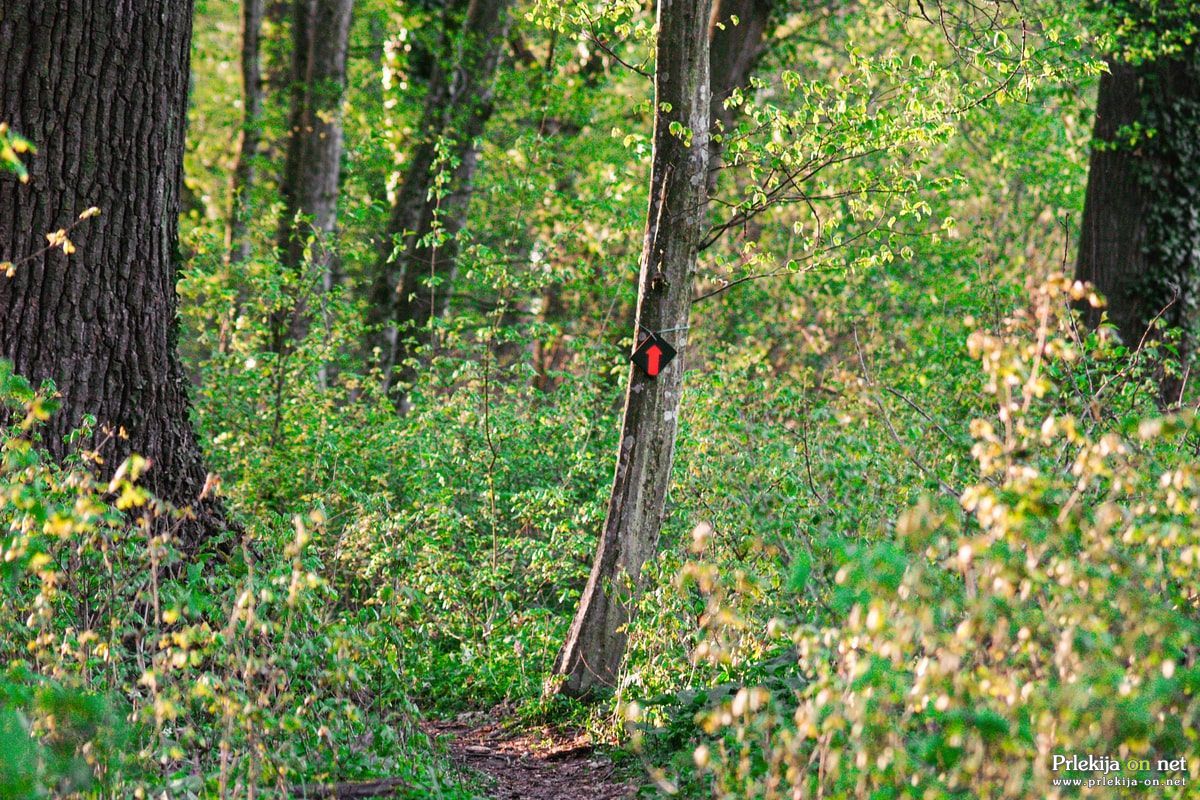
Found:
0,361 -> 475,798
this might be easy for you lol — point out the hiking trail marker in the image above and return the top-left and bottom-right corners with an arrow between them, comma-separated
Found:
631,331 -> 676,378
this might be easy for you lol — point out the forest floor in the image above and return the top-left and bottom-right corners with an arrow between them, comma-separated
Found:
424,711 -> 638,800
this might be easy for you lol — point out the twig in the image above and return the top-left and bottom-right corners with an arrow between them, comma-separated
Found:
853,326 -> 961,500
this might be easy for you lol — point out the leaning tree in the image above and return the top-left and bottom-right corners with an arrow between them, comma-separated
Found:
552,0 -> 713,699
0,1 -> 228,548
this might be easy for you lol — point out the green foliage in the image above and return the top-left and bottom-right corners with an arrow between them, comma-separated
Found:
179,227 -> 619,713
1093,0 -> 1200,61
0,366 -> 475,798
0,122 -> 33,183
21,0 -> 1190,796
678,279 -> 1200,797
1130,63 -> 1200,347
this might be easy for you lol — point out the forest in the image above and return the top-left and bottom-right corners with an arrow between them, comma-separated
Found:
1,0 -> 1198,797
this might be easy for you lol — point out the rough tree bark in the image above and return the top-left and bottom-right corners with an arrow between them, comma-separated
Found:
227,0 -> 267,264
552,0 -> 712,699
368,0 -> 512,396
1075,53 -> 1200,403
0,1 -> 227,549
276,0 -> 354,317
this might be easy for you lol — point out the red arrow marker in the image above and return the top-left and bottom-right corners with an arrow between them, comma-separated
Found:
646,344 -> 662,376
631,333 -> 675,377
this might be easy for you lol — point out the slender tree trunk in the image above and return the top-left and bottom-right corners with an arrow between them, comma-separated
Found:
228,0 -> 267,264
532,9 -> 770,393
532,280 -> 568,392
265,0 -> 293,91
1075,53 -> 1200,403
553,0 -> 712,699
276,0 -> 354,339
368,0 -> 512,397
0,1 -> 227,550
708,0 -> 773,189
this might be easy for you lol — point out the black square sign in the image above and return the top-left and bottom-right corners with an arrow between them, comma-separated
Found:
631,332 -> 676,378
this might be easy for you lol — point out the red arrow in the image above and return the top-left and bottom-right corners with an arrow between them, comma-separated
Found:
646,344 -> 662,376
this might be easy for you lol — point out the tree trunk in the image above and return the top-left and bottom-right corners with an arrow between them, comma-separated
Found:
552,0 -> 712,700
227,0 -> 267,264
1075,53 -> 1200,403
532,6 -> 771,394
368,0 -> 512,397
265,0 -> 293,91
708,0 -> 773,188
0,1 -> 227,550
276,0 -> 354,336
532,281 -> 568,392
1075,65 -> 1152,346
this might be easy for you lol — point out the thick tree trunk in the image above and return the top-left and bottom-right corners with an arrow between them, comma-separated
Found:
708,0 -> 773,187
553,0 -> 712,699
1075,66 -> 1152,345
368,0 -> 512,396
0,1 -> 227,550
228,0 -> 267,264
276,0 -> 354,332
1075,54 -> 1200,403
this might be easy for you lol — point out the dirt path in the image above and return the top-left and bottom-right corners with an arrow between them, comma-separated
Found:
425,714 -> 637,800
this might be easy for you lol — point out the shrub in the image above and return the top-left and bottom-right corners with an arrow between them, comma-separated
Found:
683,277 -> 1200,798
0,361 -> 471,798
